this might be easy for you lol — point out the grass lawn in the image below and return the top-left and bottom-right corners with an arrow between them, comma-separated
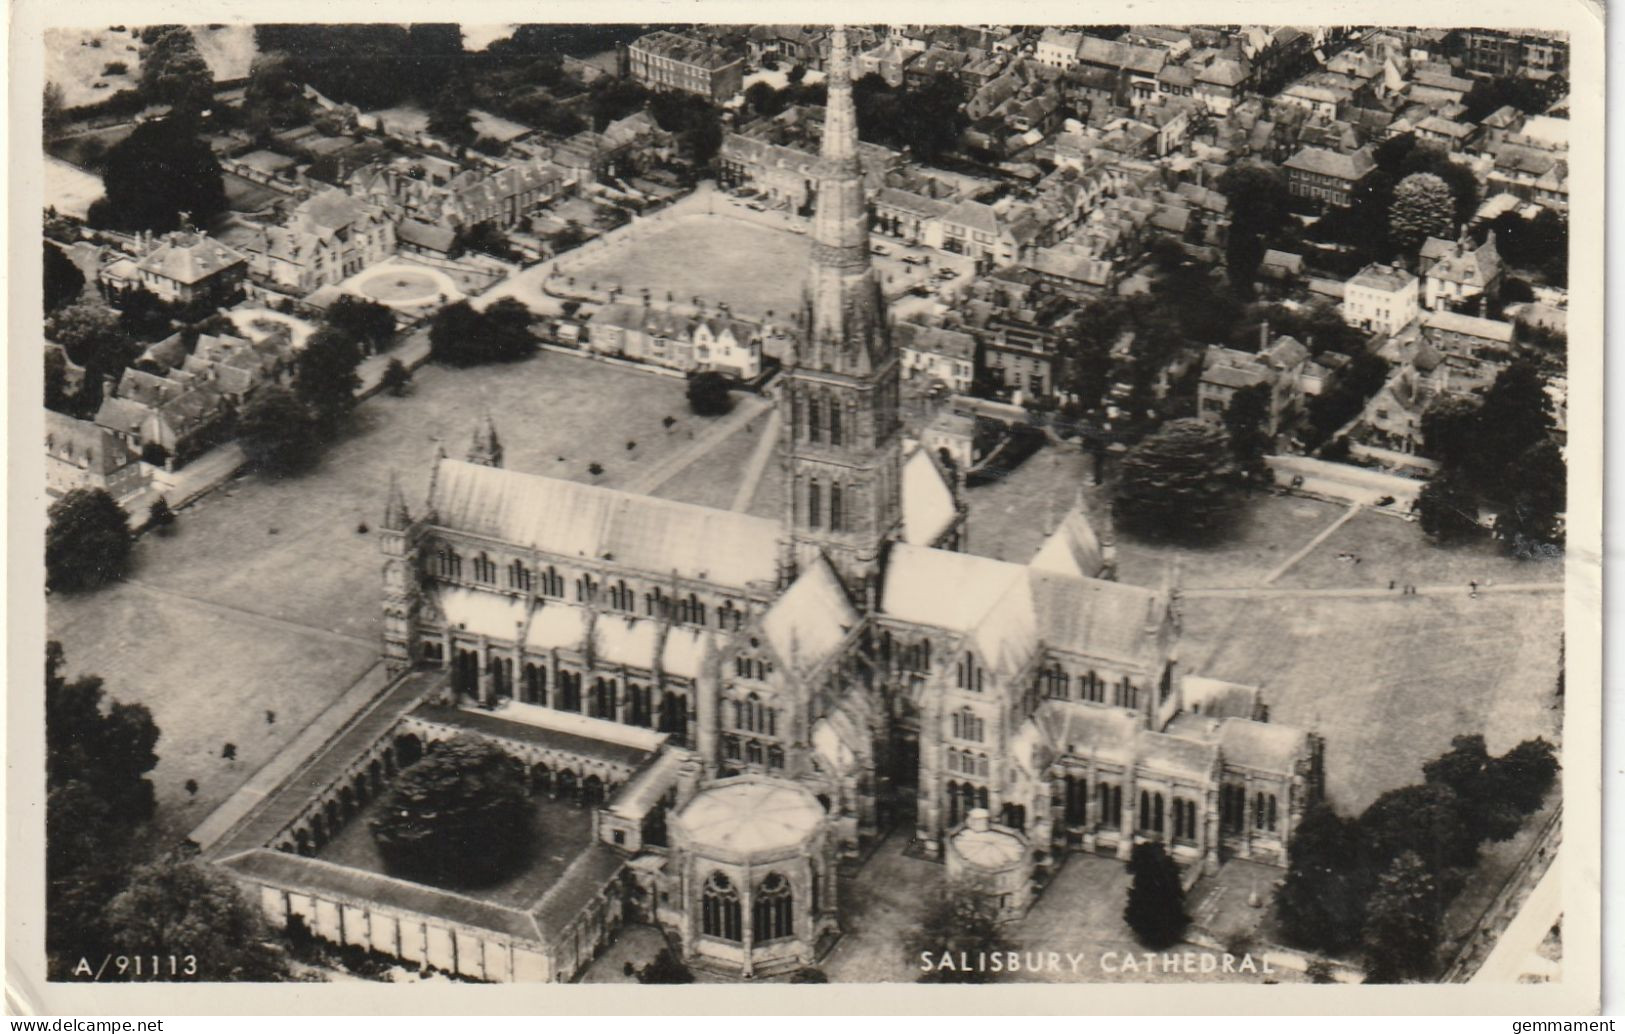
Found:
1275,508 -> 1563,589
44,25 -> 256,108
652,414 -> 775,511
962,446 -> 1096,565
1108,491 -> 1350,589
45,156 -> 105,220
45,124 -> 133,173
223,172 -> 285,214
46,353 -> 697,836
317,792 -> 596,911
1182,591 -> 1562,814
556,212 -> 812,321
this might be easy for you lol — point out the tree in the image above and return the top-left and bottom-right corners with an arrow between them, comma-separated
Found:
1419,395 -> 1482,470
1361,852 -> 1443,983
1388,173 -> 1457,255
1474,360 -> 1554,485
294,327 -> 364,434
47,642 -> 160,821
1123,841 -> 1188,950
44,81 -> 67,139
1417,472 -> 1484,542
429,300 -> 484,366
45,241 -> 86,313
405,23 -> 466,101
427,72 -> 477,149
237,386 -> 320,476
46,350 -> 74,415
482,298 -> 539,363
105,854 -> 288,980
1223,382 -> 1273,482
380,357 -> 413,396
1492,738 -> 1560,814
242,54 -> 313,137
140,27 -> 215,115
47,488 -> 134,592
89,118 -> 227,233
910,880 -> 1018,983
687,371 -> 734,416
1500,438 -> 1566,549
1422,735 -> 1522,844
1113,418 -> 1237,541
369,736 -> 534,887
1275,803 -> 1369,954
1358,783 -> 1479,878
1216,165 -> 1289,289
324,295 -> 397,355
635,948 -> 694,984
146,495 -> 176,534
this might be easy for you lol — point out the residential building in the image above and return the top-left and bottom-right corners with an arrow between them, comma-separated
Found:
241,189 -> 398,295
627,31 -> 744,102
45,410 -> 148,503
1342,263 -> 1419,336
1196,329 -> 1311,434
895,321 -> 976,393
1282,145 -> 1376,208
587,302 -> 764,380
100,231 -> 248,307
1419,231 -> 1503,312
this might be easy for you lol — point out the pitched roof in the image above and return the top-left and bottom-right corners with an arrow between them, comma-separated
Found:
762,555 -> 858,677
45,411 -> 135,475
1218,717 -> 1309,774
900,446 -> 958,546
1283,145 -> 1375,181
1421,309 -> 1515,344
135,233 -> 247,285
427,459 -> 780,590
1029,507 -> 1104,580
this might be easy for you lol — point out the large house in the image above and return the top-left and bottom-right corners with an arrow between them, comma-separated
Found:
99,231 -> 248,307
241,190 -> 398,295
45,410 -> 148,504
1342,262 -> 1420,336
895,321 -> 976,393
587,302 -> 765,380
1281,145 -> 1376,208
1197,329 -> 1311,435
211,31 -> 1322,983
1419,231 -> 1503,313
627,30 -> 744,102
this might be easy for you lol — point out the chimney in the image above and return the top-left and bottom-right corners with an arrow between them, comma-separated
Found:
1259,319 -> 1270,351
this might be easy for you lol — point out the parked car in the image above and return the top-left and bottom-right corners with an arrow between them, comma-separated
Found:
871,243 -> 889,256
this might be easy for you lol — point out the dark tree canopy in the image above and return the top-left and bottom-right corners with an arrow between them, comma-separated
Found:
294,326 -> 364,434
89,118 -> 227,233
427,72 -> 478,149
1422,735 -> 1523,845
45,241 -> 86,313
1222,382 -> 1273,481
429,300 -> 538,366
1123,841 -> 1188,949
105,854 -> 288,980
140,27 -> 215,115
237,385 -> 321,476
1419,395 -> 1482,470
1275,803 -> 1369,954
910,880 -> 1018,983
1358,783 -> 1480,878
242,55 -> 313,137
1474,360 -> 1554,483
47,489 -> 134,592
1361,852 -> 1444,983
635,948 -> 695,984
370,737 -> 534,887
324,295 -> 398,354
46,642 -> 159,820
686,371 -> 734,416
1114,418 -> 1237,541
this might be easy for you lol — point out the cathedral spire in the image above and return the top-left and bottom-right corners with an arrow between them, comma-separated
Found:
383,470 -> 411,531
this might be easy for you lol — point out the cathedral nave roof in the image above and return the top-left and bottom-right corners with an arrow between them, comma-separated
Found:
1027,571 -> 1164,668
762,555 -> 859,677
880,544 -> 1027,633
1035,702 -> 1140,765
429,459 -> 781,591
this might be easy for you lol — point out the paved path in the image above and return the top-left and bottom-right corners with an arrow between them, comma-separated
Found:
1258,501 -> 1361,585
1185,581 -> 1564,600
620,394 -> 771,497
1469,846 -> 1562,984
731,406 -> 781,512
120,577 -> 375,648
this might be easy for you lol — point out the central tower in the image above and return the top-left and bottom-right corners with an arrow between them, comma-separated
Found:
780,25 -> 904,609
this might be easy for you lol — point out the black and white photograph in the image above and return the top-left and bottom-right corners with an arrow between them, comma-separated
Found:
10,1 -> 1604,1016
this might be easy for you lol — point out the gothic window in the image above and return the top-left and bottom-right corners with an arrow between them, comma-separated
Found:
723,735 -> 741,761
610,580 -> 634,612
828,398 -> 842,446
1064,775 -> 1088,825
437,548 -> 462,579
508,560 -> 532,592
767,744 -> 785,770
659,691 -> 688,743
808,479 -> 822,529
575,575 -> 598,603
423,641 -> 444,664
717,599 -> 744,630
1173,797 -> 1199,842
946,748 -> 961,774
1098,782 -> 1123,827
1082,670 -> 1104,703
1221,785 -> 1246,834
1042,665 -> 1070,699
808,396 -> 821,443
558,670 -> 582,712
1139,791 -> 1166,834
676,593 -> 703,625
1001,803 -> 1026,830
735,656 -> 749,679
746,739 -> 764,766
523,663 -> 547,705
976,753 -> 989,778
1254,792 -> 1278,832
951,708 -> 984,743
590,678 -> 618,720
702,872 -> 742,942
829,483 -> 843,532
627,683 -> 652,727
541,566 -> 564,598
753,873 -> 794,941
645,587 -> 670,618
473,553 -> 496,584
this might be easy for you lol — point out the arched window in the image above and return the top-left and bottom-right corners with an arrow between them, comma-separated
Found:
523,663 -> 547,705
808,396 -> 821,443
754,873 -> 794,941
702,872 -> 742,942
1221,785 -> 1245,834
438,549 -> 462,579
829,483 -> 843,532
946,747 -> 961,774
828,399 -> 842,446
808,479 -> 822,529
767,744 -> 785,770
558,670 -> 582,712
542,566 -> 564,598
627,683 -> 652,727
722,734 -> 741,761
473,553 -> 496,584
576,575 -> 598,603
1098,782 -> 1122,827
746,739 -> 764,766
508,560 -> 530,591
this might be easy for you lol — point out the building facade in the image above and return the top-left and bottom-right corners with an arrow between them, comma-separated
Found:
628,31 -> 744,102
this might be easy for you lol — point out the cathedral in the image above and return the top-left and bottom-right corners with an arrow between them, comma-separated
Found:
374,28 -> 1322,978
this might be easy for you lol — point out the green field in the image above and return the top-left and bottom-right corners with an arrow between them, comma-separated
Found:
46,353 -> 698,836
